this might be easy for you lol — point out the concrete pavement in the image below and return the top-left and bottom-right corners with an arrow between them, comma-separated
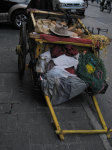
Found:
88,0 -> 100,7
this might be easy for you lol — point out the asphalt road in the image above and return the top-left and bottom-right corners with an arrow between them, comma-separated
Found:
0,3 -> 112,150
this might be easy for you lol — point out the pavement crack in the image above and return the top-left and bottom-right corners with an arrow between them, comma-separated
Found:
4,103 -> 14,114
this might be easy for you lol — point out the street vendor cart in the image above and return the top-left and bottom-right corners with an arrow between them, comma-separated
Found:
16,9 -> 112,140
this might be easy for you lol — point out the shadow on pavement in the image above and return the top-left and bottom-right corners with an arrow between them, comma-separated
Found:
0,22 -> 18,30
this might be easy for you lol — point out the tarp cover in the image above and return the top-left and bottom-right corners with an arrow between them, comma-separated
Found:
40,34 -> 93,45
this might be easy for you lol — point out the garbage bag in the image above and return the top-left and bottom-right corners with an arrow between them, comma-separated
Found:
41,67 -> 87,105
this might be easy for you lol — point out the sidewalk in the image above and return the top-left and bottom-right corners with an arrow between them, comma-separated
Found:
0,74 -> 108,150
0,8 -> 112,150
88,1 -> 100,7
0,34 -> 111,150
88,0 -> 112,8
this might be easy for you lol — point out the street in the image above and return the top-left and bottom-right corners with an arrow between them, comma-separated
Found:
0,2 -> 112,150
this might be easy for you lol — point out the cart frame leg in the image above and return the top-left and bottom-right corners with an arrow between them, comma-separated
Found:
45,96 -> 64,140
44,95 -> 112,140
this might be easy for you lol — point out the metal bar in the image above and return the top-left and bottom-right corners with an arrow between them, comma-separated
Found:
44,95 -> 112,139
31,9 -> 63,16
56,129 -> 107,134
30,12 -> 36,27
45,95 -> 64,140
35,39 -> 93,48
77,18 -> 90,35
35,44 -> 41,58
107,128 -> 112,139
92,96 -> 108,130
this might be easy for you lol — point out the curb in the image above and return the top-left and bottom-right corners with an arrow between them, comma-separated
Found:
82,100 -> 112,150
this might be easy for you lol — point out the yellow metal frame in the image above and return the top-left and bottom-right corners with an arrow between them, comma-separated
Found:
29,9 -> 90,35
35,39 -> 93,47
27,9 -> 112,140
29,39 -> 112,141
28,37 -> 112,141
45,95 -> 112,140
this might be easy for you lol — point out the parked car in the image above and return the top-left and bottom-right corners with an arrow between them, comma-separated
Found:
59,0 -> 86,16
0,0 -> 85,29
0,0 -> 30,29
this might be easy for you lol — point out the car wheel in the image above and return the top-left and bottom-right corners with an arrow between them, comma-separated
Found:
11,10 -> 27,29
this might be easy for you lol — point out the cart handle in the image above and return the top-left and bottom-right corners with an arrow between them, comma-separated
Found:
27,8 -> 63,16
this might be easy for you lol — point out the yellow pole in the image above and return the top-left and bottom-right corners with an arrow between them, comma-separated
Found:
56,129 -> 107,134
32,9 -> 63,16
35,39 -> 93,48
30,12 -> 36,27
35,44 -> 41,58
107,129 -> 112,138
77,18 -> 90,35
92,96 -> 108,130
45,95 -> 64,140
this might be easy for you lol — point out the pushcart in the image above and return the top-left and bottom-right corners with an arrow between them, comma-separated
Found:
16,9 -> 112,140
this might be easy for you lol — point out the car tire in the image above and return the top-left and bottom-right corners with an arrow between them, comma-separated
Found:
11,9 -> 27,29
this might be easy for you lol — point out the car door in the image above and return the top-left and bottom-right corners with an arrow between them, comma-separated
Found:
0,0 -> 17,13
0,0 -> 16,22
0,0 -> 10,13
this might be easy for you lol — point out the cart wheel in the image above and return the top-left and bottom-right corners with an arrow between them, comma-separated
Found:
18,54 -> 25,80
18,22 -> 27,80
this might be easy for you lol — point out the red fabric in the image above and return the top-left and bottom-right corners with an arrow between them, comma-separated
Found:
50,45 -> 66,58
65,67 -> 75,74
51,44 -> 79,58
40,34 -> 93,45
63,45 -> 79,56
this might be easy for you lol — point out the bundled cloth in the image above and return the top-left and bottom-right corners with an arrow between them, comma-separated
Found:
50,45 -> 79,58
77,53 -> 108,94
41,66 -> 87,105
83,34 -> 110,50
36,49 -> 87,105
